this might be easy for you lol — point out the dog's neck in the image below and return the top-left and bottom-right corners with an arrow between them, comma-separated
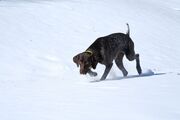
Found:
86,38 -> 103,62
84,49 -> 93,56
85,48 -> 103,63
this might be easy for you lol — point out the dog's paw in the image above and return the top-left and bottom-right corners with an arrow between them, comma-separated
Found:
91,72 -> 98,77
89,71 -> 98,77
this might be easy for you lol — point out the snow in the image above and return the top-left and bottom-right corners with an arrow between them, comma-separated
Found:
0,0 -> 180,120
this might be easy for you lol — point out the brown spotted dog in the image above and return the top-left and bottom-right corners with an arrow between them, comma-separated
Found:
73,24 -> 142,80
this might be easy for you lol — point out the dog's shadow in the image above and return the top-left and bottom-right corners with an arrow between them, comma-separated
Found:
106,69 -> 166,81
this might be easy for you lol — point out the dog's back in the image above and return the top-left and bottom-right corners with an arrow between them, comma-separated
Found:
88,23 -> 132,59
87,32 -> 133,64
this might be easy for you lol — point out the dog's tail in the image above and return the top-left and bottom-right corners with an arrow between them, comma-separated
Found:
126,23 -> 130,36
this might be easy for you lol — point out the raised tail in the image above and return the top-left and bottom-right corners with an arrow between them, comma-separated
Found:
126,23 -> 130,36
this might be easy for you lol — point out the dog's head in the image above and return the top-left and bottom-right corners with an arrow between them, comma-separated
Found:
73,51 -> 97,75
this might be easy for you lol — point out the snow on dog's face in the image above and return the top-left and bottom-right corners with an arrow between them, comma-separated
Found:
73,52 -> 92,75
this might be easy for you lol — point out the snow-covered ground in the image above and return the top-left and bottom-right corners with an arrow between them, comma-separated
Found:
0,0 -> 180,120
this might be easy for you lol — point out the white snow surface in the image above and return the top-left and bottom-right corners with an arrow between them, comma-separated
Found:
0,0 -> 180,120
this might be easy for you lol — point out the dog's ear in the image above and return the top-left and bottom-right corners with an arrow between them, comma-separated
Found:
90,55 -> 98,69
73,54 -> 80,67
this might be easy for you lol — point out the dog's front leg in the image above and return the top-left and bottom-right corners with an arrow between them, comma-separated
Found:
100,63 -> 113,80
88,69 -> 97,77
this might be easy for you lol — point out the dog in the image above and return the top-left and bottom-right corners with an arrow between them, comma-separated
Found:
73,23 -> 142,80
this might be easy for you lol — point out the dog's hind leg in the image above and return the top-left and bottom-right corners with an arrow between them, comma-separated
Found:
115,52 -> 128,76
126,53 -> 142,75
100,63 -> 113,80
135,54 -> 142,74
126,41 -> 142,75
